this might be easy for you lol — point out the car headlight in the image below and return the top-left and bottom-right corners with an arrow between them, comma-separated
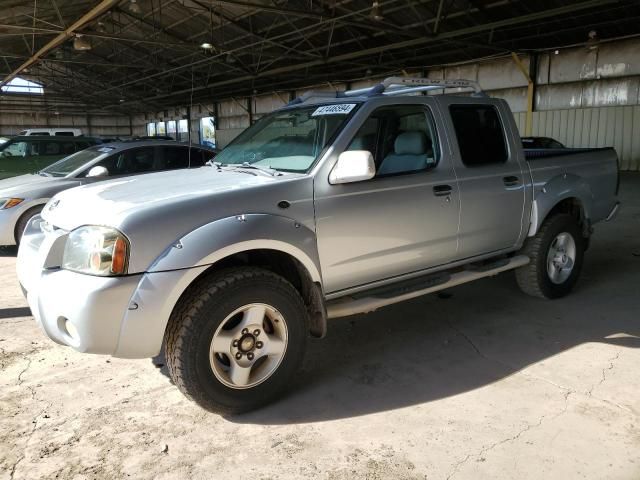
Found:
0,198 -> 24,209
62,226 -> 129,276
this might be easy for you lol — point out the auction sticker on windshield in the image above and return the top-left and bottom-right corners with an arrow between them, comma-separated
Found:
312,104 -> 356,116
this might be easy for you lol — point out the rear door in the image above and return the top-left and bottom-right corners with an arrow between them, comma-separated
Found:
441,99 -> 527,258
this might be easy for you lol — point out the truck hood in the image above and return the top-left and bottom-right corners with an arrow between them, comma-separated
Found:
42,167 -> 285,232
0,174 -> 79,198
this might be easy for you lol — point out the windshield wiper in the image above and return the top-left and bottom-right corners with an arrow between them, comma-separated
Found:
230,162 -> 281,177
37,170 -> 52,177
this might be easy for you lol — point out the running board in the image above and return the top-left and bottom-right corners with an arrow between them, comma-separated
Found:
326,255 -> 530,319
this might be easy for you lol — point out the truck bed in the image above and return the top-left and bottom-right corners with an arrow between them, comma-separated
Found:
525,146 -> 619,226
524,147 -> 614,161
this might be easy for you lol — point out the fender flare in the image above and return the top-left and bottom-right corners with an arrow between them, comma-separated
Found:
528,174 -> 593,237
147,213 -> 322,283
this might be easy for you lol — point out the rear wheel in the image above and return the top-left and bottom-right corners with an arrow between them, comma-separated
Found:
516,214 -> 585,299
164,267 -> 308,414
15,206 -> 43,245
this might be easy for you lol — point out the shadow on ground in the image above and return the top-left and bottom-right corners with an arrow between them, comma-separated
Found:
0,307 -> 31,320
0,246 -> 17,258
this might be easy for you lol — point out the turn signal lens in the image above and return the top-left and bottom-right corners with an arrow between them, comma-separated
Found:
0,198 -> 24,209
111,236 -> 127,275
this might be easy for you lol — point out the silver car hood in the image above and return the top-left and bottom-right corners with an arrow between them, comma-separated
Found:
43,166 -> 315,273
43,167 -> 280,229
0,174 -> 80,198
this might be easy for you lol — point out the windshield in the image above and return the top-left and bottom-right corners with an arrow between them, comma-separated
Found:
215,103 -> 359,172
41,147 -> 112,177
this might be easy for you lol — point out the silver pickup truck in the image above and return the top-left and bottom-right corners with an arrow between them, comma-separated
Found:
16,78 -> 619,414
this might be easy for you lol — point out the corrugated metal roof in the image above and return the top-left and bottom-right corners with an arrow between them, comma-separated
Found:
1,0 -> 639,112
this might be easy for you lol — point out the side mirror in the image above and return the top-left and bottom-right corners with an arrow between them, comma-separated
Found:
329,150 -> 376,185
87,166 -> 109,178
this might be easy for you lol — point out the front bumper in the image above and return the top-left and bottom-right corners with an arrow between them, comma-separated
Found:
17,218 -> 209,358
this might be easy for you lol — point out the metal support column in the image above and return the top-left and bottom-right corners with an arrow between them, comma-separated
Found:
511,51 -> 534,136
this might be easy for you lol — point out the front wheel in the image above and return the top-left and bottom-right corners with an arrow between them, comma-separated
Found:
516,214 -> 585,299
164,267 -> 308,414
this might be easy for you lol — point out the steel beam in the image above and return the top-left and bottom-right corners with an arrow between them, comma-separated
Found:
114,0 -> 624,106
0,0 -> 120,89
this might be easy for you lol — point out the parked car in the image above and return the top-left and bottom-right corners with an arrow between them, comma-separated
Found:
18,128 -> 83,137
17,77 -> 619,414
1,141 -> 216,245
522,136 -> 565,149
0,137 -> 10,145
0,136 -> 101,180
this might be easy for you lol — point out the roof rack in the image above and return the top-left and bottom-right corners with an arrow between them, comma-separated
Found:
288,76 -> 486,105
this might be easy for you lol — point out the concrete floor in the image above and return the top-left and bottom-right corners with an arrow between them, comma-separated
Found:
1,174 -> 639,480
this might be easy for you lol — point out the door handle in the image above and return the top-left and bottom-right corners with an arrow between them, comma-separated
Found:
503,176 -> 520,187
433,184 -> 453,197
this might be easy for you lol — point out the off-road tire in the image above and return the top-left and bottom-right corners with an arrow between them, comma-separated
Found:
164,267 -> 308,414
515,214 -> 585,299
15,206 -> 43,244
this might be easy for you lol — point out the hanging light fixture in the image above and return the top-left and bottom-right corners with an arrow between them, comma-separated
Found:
96,21 -> 107,33
73,34 -> 92,51
369,1 -> 384,21
200,42 -> 214,50
128,0 -> 142,15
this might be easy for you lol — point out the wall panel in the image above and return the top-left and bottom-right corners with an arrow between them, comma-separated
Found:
519,106 -> 639,171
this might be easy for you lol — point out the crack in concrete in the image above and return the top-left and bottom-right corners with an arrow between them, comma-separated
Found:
8,391 -> 52,480
446,390 -> 573,480
444,318 -> 635,416
586,352 -> 620,397
16,356 -> 33,386
442,319 -> 634,478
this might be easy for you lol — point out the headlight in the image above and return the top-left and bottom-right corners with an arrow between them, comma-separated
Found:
0,198 -> 24,209
62,226 -> 129,276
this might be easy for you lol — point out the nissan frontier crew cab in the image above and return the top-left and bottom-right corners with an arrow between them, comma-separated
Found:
17,78 -> 620,414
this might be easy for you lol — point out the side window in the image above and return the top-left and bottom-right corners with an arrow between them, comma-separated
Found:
97,147 -> 156,175
42,141 -> 61,155
162,147 -> 191,170
449,105 -> 508,166
3,141 -> 29,157
190,149 -> 210,167
55,132 -> 74,136
346,117 -> 379,158
346,105 -> 439,177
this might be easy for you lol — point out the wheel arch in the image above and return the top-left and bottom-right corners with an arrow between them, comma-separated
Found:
528,174 -> 593,237
147,214 -> 326,339
174,247 -> 327,338
14,201 -> 47,243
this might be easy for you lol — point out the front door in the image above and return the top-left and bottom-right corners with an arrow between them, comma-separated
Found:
314,102 -> 461,294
